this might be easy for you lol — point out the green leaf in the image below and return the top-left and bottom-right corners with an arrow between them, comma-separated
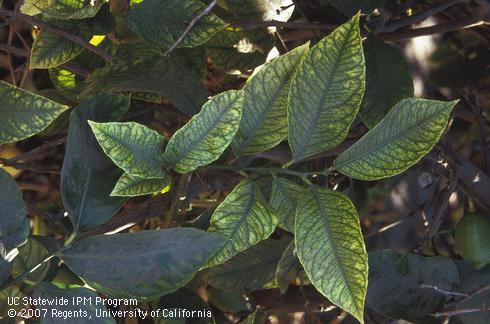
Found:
21,0 -> 103,19
34,282 -> 115,324
124,0 -> 227,49
111,173 -> 170,197
89,121 -> 167,179
60,228 -> 225,300
0,81 -> 68,145
295,187 -> 368,323
269,177 -> 304,232
30,31 -> 83,69
163,90 -> 244,173
205,179 -> 278,267
334,98 -> 458,180
61,93 -> 129,232
204,239 -> 289,292
327,0 -> 386,15
12,238 -> 51,286
288,14 -> 365,162
0,169 -> 29,252
360,35 -> 413,128
275,240 -> 301,293
82,45 -> 207,116
367,250 -> 460,321
232,44 -> 309,156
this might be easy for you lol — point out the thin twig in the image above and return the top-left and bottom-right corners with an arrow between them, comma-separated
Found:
0,9 -> 112,62
1,137 -> 67,165
448,284 -> 490,308
379,0 -> 466,33
164,0 -> 217,57
420,284 -> 469,297
230,19 -> 336,31
0,43 -> 28,57
432,306 -> 490,318
0,43 -> 91,77
381,17 -> 488,42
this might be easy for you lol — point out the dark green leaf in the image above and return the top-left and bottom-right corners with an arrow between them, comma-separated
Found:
367,250 -> 460,321
221,0 -> 294,21
61,93 -> 129,232
111,173 -> 170,197
207,288 -> 251,313
288,14 -> 364,162
232,44 -> 308,156
295,187 -> 368,323
269,177 -> 304,232
60,228 -> 225,300
153,288 -> 214,324
205,179 -> 278,267
360,35 -> 413,128
334,98 -> 458,180
0,81 -> 68,145
21,0 -> 103,19
82,45 -> 206,115
12,238 -> 50,286
124,0 -> 227,48
455,261 -> 490,324
0,169 -> 29,252
204,239 -> 289,292
327,0 -> 386,15
89,121 -> 167,179
206,28 -> 274,73
163,90 -> 244,173
34,282 -> 115,324
275,240 -> 301,293
0,255 -> 11,286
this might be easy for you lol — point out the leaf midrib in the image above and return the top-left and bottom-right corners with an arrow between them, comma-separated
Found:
294,21 -> 356,161
171,95 -> 239,163
96,127 -> 164,176
312,190 -> 357,309
335,108 -> 448,168
235,64 -> 296,156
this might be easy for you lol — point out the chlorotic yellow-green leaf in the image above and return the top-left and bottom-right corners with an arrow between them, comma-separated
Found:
232,44 -> 309,157
205,179 -> 278,268
360,34 -> 413,129
334,98 -> 458,180
163,90 -> 244,173
111,172 -> 171,197
30,31 -> 83,69
0,81 -> 68,145
288,13 -> 365,162
269,177 -> 304,232
295,187 -> 368,323
124,0 -> 228,49
89,121 -> 166,179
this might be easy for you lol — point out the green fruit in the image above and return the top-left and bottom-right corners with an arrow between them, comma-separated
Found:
455,213 -> 490,269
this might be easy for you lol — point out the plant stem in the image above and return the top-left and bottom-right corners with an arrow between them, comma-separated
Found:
204,165 -> 332,178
